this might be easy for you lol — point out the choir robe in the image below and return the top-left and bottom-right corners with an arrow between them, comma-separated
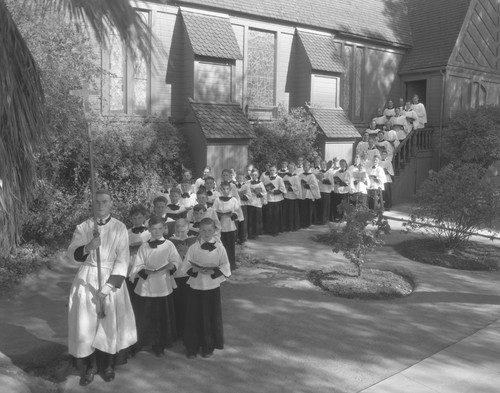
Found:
411,102 -> 427,129
367,165 -> 387,210
263,175 -> 287,235
330,169 -> 350,220
247,181 -> 267,238
182,238 -> 231,356
313,169 -> 334,225
205,189 -> 220,208
212,196 -> 243,270
298,172 -> 320,228
186,207 -> 222,234
127,226 -> 151,319
379,159 -> 394,210
170,235 -> 198,339
348,165 -> 368,207
67,217 -> 137,359
180,193 -> 197,211
236,181 -> 252,243
282,173 -> 301,232
129,239 -> 182,349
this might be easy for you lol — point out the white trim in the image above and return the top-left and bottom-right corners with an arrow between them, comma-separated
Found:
180,6 -> 230,19
296,28 -> 333,37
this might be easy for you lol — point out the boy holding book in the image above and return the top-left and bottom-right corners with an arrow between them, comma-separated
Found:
183,218 -> 231,359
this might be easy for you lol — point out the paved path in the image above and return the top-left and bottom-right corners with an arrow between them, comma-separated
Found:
0,205 -> 499,392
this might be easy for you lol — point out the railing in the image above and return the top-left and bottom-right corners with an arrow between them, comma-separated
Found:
393,127 -> 434,175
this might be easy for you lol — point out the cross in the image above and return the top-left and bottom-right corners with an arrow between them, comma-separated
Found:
69,81 -> 99,117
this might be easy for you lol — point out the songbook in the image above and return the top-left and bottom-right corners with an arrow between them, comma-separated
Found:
353,172 -> 367,182
189,260 -> 219,270
322,179 -> 332,185
284,180 -> 291,187
315,172 -> 325,181
333,176 -> 348,187
265,183 -> 276,191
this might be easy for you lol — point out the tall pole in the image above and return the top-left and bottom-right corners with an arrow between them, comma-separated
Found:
70,83 -> 105,318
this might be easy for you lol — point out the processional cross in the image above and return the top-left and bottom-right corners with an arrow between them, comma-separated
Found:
69,83 -> 106,318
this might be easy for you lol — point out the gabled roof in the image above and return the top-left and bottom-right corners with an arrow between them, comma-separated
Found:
175,0 -> 412,47
189,99 -> 255,139
310,108 -> 360,139
182,11 -> 243,60
399,0 -> 471,73
297,31 -> 344,73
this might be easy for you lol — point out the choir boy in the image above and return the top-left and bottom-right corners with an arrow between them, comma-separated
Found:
263,164 -> 287,236
235,171 -> 252,243
277,160 -> 289,177
247,169 -> 267,239
314,159 -> 334,225
367,155 -> 387,211
282,162 -> 301,231
379,150 -> 394,210
129,216 -> 181,356
348,154 -> 368,207
183,218 -> 231,359
331,159 -> 350,221
298,161 -> 321,228
180,178 -> 197,211
203,176 -> 219,207
212,181 -> 243,270
194,166 -> 211,193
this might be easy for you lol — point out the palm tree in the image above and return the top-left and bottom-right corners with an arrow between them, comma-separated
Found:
0,0 -> 151,255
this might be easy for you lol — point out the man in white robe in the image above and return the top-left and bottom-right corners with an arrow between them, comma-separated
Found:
411,94 -> 427,129
67,190 -> 136,385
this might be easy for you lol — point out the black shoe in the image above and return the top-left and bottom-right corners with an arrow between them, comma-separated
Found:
102,367 -> 115,382
79,368 -> 96,386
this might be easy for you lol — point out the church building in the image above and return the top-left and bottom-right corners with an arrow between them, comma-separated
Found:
100,0 -> 500,197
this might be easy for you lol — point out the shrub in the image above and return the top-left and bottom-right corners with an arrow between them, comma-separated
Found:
330,202 -> 390,276
405,162 -> 500,251
249,106 -> 319,170
443,106 -> 500,168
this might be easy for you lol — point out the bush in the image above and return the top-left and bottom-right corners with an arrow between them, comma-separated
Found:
444,106 -> 500,168
406,162 -> 500,250
249,106 -> 319,170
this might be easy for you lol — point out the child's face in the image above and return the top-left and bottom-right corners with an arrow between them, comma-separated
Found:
373,157 -> 380,166
236,174 -> 245,184
320,161 -> 327,170
202,168 -> 210,177
288,164 -> 295,173
196,194 -> 207,205
246,165 -> 254,175
170,193 -> 180,204
175,224 -> 188,238
297,157 -> 304,166
222,172 -> 232,182
281,161 -> 288,169
183,171 -> 192,180
149,223 -> 165,240
251,171 -> 259,181
131,213 -> 145,227
199,224 -> 215,242
303,162 -> 311,172
205,179 -> 214,190
269,167 -> 277,176
381,152 -> 388,160
153,202 -> 167,217
164,179 -> 173,189
181,183 -> 191,193
193,209 -> 205,222
220,185 -> 231,197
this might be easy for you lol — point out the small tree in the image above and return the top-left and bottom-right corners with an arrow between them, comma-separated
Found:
443,106 -> 500,168
330,203 -> 390,277
249,106 -> 319,170
406,162 -> 500,251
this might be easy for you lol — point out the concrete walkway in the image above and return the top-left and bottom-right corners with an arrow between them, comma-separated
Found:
0,204 -> 499,392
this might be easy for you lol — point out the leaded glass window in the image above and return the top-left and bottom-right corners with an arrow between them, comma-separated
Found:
109,33 -> 124,112
247,29 -> 275,107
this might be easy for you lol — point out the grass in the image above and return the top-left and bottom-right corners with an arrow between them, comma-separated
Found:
393,238 -> 500,271
307,268 -> 414,300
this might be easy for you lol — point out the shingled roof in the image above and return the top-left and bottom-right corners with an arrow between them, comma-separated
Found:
310,108 -> 360,139
175,0 -> 412,47
189,99 -> 255,139
297,31 -> 344,73
182,11 -> 243,60
399,0 -> 471,73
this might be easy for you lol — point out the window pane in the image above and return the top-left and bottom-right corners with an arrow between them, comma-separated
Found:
109,34 -> 124,112
133,10 -> 149,113
247,29 -> 275,107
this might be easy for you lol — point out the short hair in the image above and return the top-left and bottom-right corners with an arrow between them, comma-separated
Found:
203,166 -> 211,171
269,164 -> 277,170
220,180 -> 231,189
199,217 -> 215,229
181,178 -> 192,185
148,215 -> 166,227
221,169 -> 231,175
204,176 -> 215,182
378,130 -> 384,135
95,189 -> 111,198
175,218 -> 189,228
339,159 -> 348,166
169,187 -> 181,196
129,204 -> 148,217
196,188 -> 207,197
153,196 -> 168,205
193,204 -> 207,212
183,169 -> 192,176
235,171 -> 246,177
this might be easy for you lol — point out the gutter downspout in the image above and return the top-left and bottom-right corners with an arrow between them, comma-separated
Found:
439,67 -> 447,169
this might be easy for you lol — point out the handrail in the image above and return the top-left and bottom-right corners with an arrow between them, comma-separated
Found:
393,127 -> 434,175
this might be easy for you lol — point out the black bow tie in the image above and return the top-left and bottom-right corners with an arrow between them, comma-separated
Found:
192,222 -> 200,228
97,216 -> 111,226
219,196 -> 231,202
201,242 -> 216,251
148,239 -> 165,249
131,226 -> 146,234
372,166 -> 376,169
207,202 -> 214,208
206,191 -> 213,196
314,166 -> 320,170
303,172 -> 311,176
168,204 -> 180,211
182,192 -> 190,198
251,180 -> 259,185
236,183 -> 242,189
269,176 -> 277,180
162,190 -> 169,194
320,169 -> 327,173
